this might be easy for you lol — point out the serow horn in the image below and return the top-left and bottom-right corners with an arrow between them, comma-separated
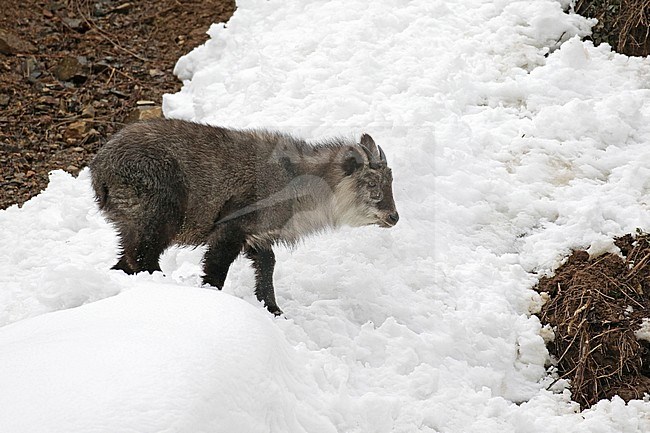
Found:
362,145 -> 386,169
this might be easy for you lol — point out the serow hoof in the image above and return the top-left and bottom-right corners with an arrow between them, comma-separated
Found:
266,305 -> 284,317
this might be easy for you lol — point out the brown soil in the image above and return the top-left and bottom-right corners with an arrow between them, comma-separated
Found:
0,0 -> 235,210
536,233 -> 650,408
575,0 -> 650,56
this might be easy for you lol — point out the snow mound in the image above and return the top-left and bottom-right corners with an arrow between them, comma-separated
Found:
0,170 -> 120,327
0,284 -> 335,433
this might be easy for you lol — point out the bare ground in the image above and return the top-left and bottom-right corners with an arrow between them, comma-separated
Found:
0,0 -> 235,209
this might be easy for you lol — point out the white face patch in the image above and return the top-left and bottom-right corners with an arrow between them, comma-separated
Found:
276,176 -> 376,244
331,177 -> 376,227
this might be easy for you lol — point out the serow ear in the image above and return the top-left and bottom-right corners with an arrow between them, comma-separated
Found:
342,147 -> 365,176
360,133 -> 378,156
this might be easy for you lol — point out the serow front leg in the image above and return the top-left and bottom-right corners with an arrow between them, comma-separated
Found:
245,246 -> 283,316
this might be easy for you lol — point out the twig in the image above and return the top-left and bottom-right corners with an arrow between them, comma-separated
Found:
73,0 -> 148,62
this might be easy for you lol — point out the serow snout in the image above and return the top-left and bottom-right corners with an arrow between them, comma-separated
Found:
378,211 -> 399,228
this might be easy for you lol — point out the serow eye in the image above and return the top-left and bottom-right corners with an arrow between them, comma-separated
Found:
368,182 -> 377,188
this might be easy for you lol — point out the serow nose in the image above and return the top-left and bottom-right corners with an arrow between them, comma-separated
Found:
388,212 -> 399,225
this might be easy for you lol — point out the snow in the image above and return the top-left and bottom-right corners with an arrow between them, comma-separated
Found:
3,0 -> 650,432
635,318 -> 650,343
0,285 -> 335,433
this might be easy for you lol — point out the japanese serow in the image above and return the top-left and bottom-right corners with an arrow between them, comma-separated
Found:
90,118 -> 399,315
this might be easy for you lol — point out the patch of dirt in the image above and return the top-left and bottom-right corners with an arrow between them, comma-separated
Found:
536,232 -> 650,409
0,0 -> 235,209
575,0 -> 650,56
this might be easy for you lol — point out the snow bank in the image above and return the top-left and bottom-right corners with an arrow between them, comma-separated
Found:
3,0 -> 650,431
0,284 -> 335,433
0,170 -> 120,326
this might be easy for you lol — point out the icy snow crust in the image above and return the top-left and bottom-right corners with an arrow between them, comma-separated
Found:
3,0 -> 650,431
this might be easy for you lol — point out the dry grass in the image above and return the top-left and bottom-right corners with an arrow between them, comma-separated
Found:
575,0 -> 650,56
537,234 -> 650,408
617,0 -> 650,53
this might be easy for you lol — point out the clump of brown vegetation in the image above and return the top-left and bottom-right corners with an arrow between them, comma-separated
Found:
575,0 -> 650,56
536,232 -> 650,408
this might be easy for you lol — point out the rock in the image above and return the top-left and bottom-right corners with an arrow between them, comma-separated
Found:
28,70 -> 42,82
0,94 -> 10,107
53,56 -> 88,82
92,2 -> 108,17
85,128 -> 100,142
61,17 -> 89,32
92,60 -> 111,73
43,82 -> 64,91
20,57 -> 39,75
108,89 -> 128,98
37,96 -> 57,105
0,29 -> 37,55
47,2 -> 66,13
111,2 -> 133,14
22,58 -> 42,83
63,120 -> 89,141
81,105 -> 96,118
125,106 -> 162,123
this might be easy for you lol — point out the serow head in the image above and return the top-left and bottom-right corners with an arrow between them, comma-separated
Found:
340,133 -> 399,228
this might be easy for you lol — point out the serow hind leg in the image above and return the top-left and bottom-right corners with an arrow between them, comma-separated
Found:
112,255 -> 135,274
245,246 -> 283,316
112,228 -> 138,274
113,221 -> 175,275
202,228 -> 246,290
133,226 -> 175,274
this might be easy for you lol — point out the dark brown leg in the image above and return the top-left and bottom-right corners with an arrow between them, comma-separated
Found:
245,246 -> 282,316
202,227 -> 246,289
